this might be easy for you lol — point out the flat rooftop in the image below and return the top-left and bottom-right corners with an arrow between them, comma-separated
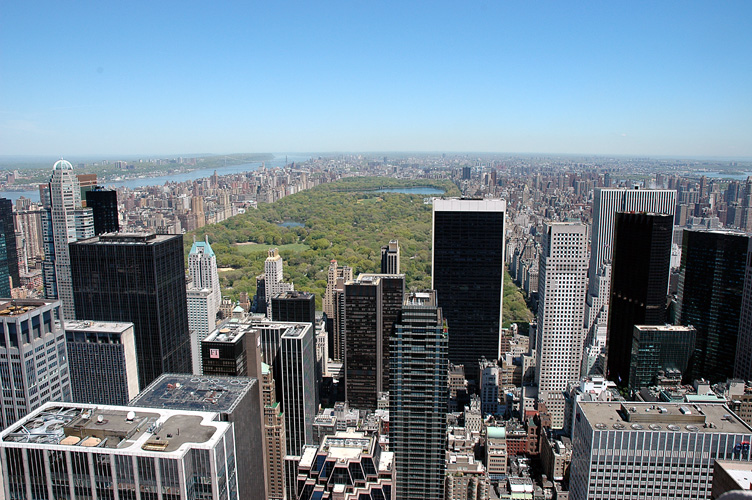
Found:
578,402 -> 752,434
715,461 -> 752,490
65,320 -> 134,334
0,299 -> 55,316
0,402 -> 226,456
128,373 -> 255,414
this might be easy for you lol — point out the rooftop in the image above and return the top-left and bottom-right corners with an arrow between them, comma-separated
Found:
578,402 -> 752,434
0,299 -> 56,316
77,233 -> 179,245
715,461 -> 752,490
64,320 -> 134,335
128,373 -> 256,414
0,402 -> 226,456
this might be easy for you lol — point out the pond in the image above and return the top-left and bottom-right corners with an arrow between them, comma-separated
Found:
277,221 -> 305,228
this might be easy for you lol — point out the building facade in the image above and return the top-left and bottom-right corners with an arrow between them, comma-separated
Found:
432,198 -> 505,381
380,239 -> 400,274
628,324 -> 696,392
85,187 -> 120,235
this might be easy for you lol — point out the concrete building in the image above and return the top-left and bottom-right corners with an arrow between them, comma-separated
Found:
188,287 -> 219,374
0,402 -> 239,499
295,430 -> 395,500
0,299 -> 71,430
712,460 -> 752,499
570,402 -> 752,500
432,198 -> 506,382
536,223 -> 588,429
188,236 -> 221,309
486,425 -> 508,481
445,453 -> 490,500
479,357 -> 501,416
264,248 -> 293,315
262,362 -> 286,500
541,433 -> 572,482
64,320 -> 138,406
130,373 -> 265,500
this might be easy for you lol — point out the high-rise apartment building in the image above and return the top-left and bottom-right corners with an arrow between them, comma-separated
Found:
536,222 -> 588,429
65,320 -> 138,406
264,248 -> 293,315
84,187 -> 119,235
432,198 -> 506,382
70,233 -> 192,389
130,374 -> 266,500
585,188 -> 676,356
262,362 -> 287,500
0,299 -> 71,430
570,401 -> 752,500
606,212 -> 673,386
0,198 -> 18,289
676,229 -> 748,383
1,402 -> 240,500
344,273 -> 404,409
381,239 -> 400,274
389,291 -> 447,500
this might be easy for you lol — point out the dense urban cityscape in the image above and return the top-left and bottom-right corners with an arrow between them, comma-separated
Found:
0,153 -> 750,499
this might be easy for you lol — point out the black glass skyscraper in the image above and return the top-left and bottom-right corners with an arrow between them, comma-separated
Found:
676,229 -> 748,383
271,290 -> 316,330
0,198 -> 18,289
85,188 -> 119,235
606,212 -> 673,387
69,233 -> 191,389
432,199 -> 505,382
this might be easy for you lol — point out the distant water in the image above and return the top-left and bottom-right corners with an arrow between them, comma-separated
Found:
0,154 -> 310,203
277,221 -> 305,228
375,187 -> 444,195
701,171 -> 752,180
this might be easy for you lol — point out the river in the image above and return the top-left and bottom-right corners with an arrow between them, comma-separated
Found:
0,154 -> 311,203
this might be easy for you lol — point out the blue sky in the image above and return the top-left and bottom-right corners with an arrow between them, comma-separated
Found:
1,1 -> 751,157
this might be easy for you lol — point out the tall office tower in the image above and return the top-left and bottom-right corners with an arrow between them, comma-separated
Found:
323,259 -> 352,318
130,374 -> 266,500
390,291 -> 447,500
262,362 -> 287,500
0,299 -> 70,429
65,320 -> 138,405
189,235 -> 221,309
280,322 -> 316,456
381,239 -> 400,274
585,188 -> 676,350
272,290 -> 316,330
264,248 -> 293,315
70,233 -> 192,389
628,325 -> 696,391
536,222 -> 588,429
201,327 -> 257,376
84,187 -> 119,235
432,198 -> 506,382
1,402 -> 240,500
605,212 -> 673,386
0,221 -> 9,298
14,206 -> 44,261
736,239 -> 752,380
569,402 -> 752,500
188,287 -> 219,374
0,198 -> 18,288
295,431 -> 396,500
255,273 -> 267,314
330,278 -> 346,361
676,229 -> 748,382
344,273 -> 405,409
46,159 -> 84,319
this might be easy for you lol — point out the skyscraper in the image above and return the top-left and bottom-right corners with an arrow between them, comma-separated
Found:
736,239 -> 752,381
262,362 -> 287,500
0,198 -> 18,289
628,324 -> 696,391
323,259 -> 351,361
189,235 -> 221,309
390,291 -> 447,500
65,320 -> 138,406
264,248 -> 293,315
323,259 -> 352,317
344,273 -> 405,409
585,188 -> 676,360
271,290 -> 316,331
381,239 -> 400,274
280,322 -> 316,456
676,229 -> 748,383
432,198 -> 505,382
0,299 -> 71,430
84,187 -> 119,235
536,222 -> 588,429
606,212 -> 673,386
187,236 -> 221,373
70,232 -> 192,389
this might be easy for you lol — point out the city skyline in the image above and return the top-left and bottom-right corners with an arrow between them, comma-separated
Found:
2,2 -> 751,157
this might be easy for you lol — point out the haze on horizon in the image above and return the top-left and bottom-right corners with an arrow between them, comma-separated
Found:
1,1 -> 750,158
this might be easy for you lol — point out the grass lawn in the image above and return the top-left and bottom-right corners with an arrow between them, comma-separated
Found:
232,242 -> 310,255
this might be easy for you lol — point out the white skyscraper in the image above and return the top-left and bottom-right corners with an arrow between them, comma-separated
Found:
583,187 -> 676,372
536,222 -> 588,429
189,235 -> 221,309
46,159 -> 84,320
264,248 -> 293,315
187,236 -> 221,374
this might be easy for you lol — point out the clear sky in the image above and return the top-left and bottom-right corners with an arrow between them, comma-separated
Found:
1,1 -> 751,157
